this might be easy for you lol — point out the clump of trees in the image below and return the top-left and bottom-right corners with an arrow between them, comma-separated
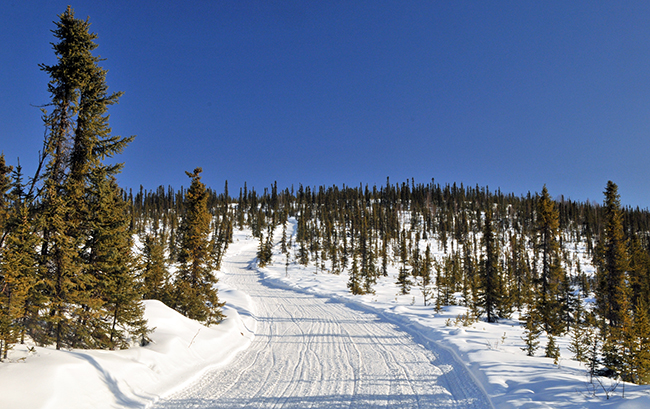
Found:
0,6 -> 147,353
0,7 -> 227,358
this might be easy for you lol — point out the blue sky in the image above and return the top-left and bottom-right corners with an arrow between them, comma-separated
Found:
3,1 -> 650,207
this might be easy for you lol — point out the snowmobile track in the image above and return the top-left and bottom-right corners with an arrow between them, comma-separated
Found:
151,244 -> 492,409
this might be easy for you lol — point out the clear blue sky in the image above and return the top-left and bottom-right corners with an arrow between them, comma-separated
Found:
3,1 -> 650,207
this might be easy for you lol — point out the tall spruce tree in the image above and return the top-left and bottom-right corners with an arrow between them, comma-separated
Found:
479,209 -> 500,323
535,186 -> 565,335
36,6 -> 138,349
595,181 -> 630,328
594,181 -> 635,378
173,168 -> 224,324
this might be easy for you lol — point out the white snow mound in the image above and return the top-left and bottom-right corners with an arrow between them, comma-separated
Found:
0,286 -> 256,409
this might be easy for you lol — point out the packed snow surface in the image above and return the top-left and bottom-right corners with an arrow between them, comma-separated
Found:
152,238 -> 490,408
2,222 -> 650,408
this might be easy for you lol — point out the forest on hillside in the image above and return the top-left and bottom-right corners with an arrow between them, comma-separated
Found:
126,175 -> 650,385
2,6 -> 650,389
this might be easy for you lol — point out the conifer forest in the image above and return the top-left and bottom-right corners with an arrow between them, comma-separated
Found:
3,6 -> 650,399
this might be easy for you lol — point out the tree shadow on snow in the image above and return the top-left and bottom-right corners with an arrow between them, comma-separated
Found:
69,351 -> 147,408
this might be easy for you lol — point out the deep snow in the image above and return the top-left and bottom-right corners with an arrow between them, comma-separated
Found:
0,270 -> 256,408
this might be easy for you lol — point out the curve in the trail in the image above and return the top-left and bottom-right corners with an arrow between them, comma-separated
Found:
151,243 -> 492,409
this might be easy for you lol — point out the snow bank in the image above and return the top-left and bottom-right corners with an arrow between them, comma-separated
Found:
0,284 -> 256,409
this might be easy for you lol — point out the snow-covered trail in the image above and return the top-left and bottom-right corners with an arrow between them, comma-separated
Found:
151,241 -> 492,409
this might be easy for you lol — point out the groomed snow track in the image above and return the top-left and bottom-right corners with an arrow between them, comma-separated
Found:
151,242 -> 492,409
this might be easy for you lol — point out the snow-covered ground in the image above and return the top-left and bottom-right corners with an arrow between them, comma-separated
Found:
257,219 -> 650,408
3,221 -> 650,408
151,233 -> 490,408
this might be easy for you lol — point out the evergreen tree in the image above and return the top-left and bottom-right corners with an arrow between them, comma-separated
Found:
347,250 -> 363,295
545,334 -> 560,364
396,230 -> 411,295
0,163 -> 39,358
36,6 -> 136,350
521,310 -> 541,357
479,210 -> 500,322
594,181 -> 630,328
257,228 -> 273,268
628,236 -> 650,311
535,186 -> 565,335
630,299 -> 650,384
420,244 -> 433,306
140,232 -> 171,303
173,168 -> 224,325
85,172 -> 149,348
568,292 -> 589,363
594,181 -> 634,378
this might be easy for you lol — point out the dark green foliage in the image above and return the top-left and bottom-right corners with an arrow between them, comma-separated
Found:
15,6 -> 143,351
594,181 -> 630,329
479,210 -> 500,323
535,186 -> 565,336
629,300 -> 650,384
257,226 -> 274,268
545,334 -> 560,364
140,233 -> 171,303
396,230 -> 411,295
128,176 -> 650,383
0,161 -> 39,358
84,172 -> 150,349
347,251 -> 363,295
521,310 -> 541,357
173,168 -> 224,325
420,245 -> 433,306
568,293 -> 589,363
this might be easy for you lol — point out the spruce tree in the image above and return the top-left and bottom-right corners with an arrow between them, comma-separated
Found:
85,172 -> 149,348
396,230 -> 411,295
420,244 -> 433,306
535,186 -> 565,335
521,310 -> 541,357
347,250 -> 363,295
173,168 -> 224,324
594,181 -> 630,328
140,233 -> 171,303
257,228 -> 273,268
630,299 -> 650,384
479,209 -> 500,323
545,334 -> 560,364
594,181 -> 633,378
0,163 -> 39,358
568,292 -> 589,363
36,6 -> 136,350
